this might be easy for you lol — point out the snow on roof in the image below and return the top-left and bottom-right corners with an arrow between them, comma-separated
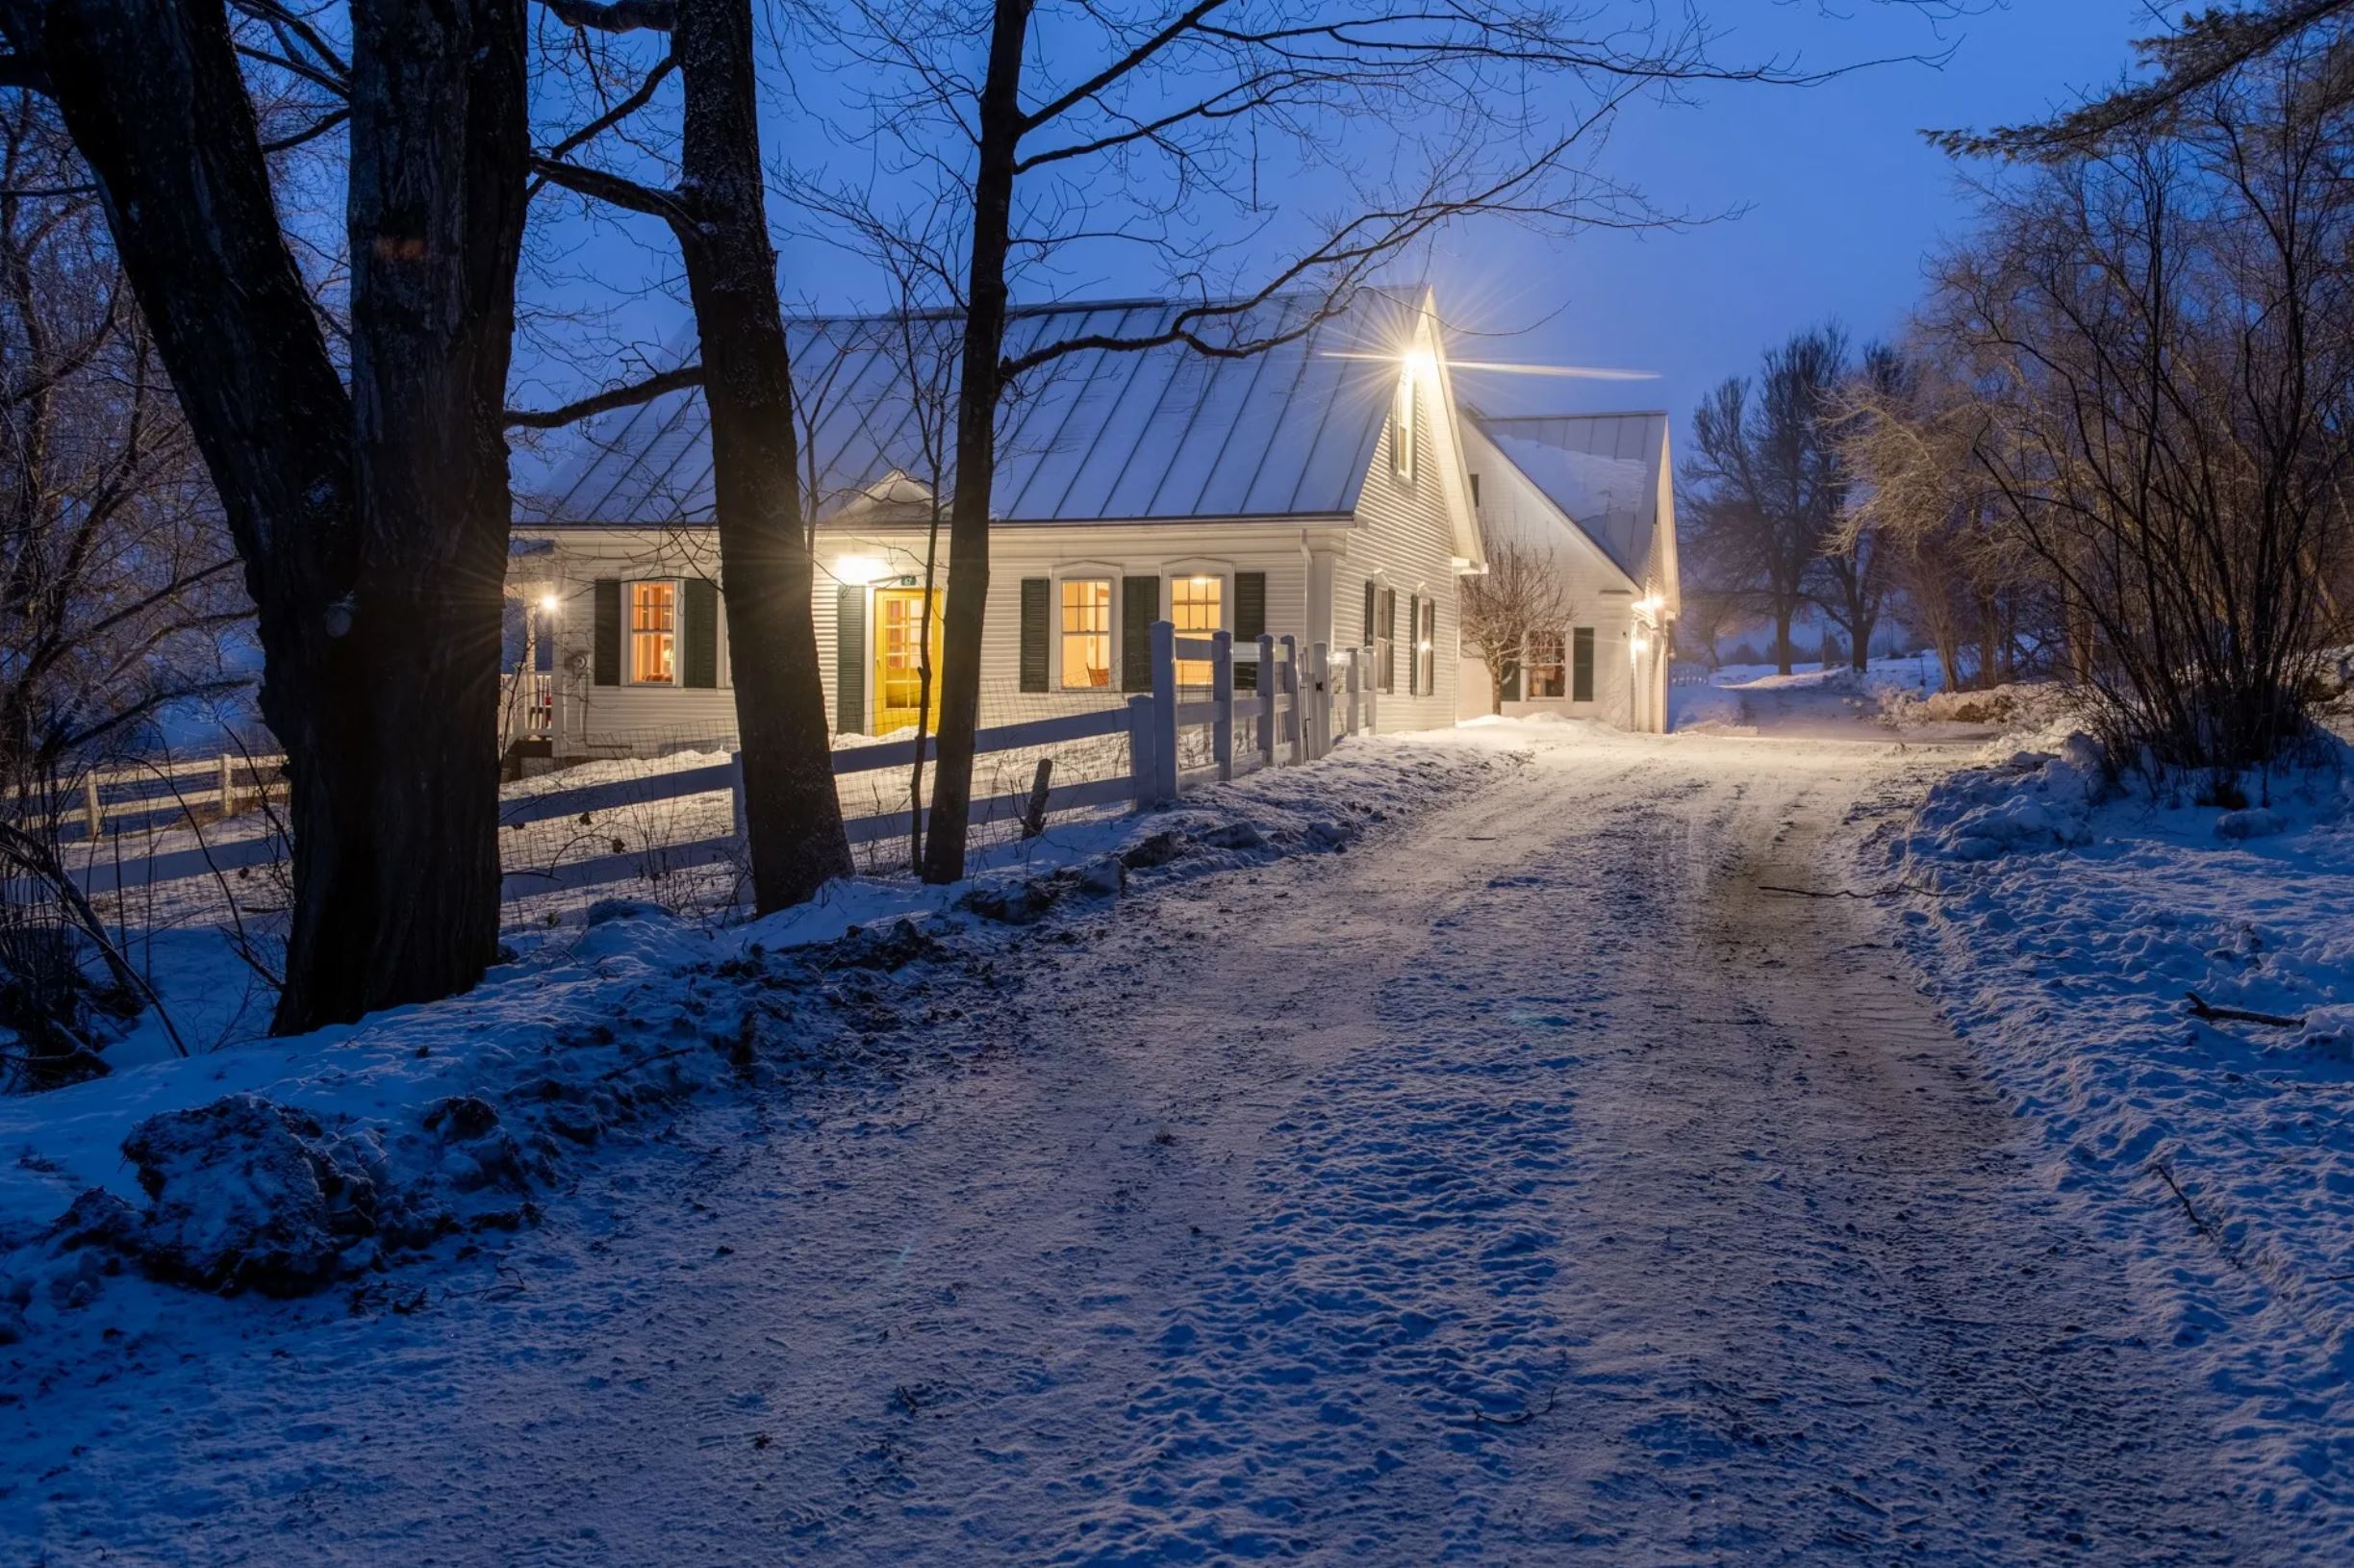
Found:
1467,411 -> 1668,585
533,291 -> 1428,529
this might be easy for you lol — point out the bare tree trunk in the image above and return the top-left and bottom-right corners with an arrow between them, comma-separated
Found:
920,0 -> 1028,887
675,0 -> 850,910
332,0 -> 529,1026
1772,605 -> 1795,675
3,0 -> 528,1032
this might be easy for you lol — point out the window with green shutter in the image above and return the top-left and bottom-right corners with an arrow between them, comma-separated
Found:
1018,578 -> 1050,693
592,578 -> 620,686
1572,625 -> 1595,702
835,586 -> 866,732
682,577 -> 719,689
1121,575 -> 1158,690
1233,570 -> 1266,691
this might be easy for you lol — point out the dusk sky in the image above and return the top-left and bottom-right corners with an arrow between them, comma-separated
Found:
743,4 -> 2155,455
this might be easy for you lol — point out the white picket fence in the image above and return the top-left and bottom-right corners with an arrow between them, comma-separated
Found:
59,623 -> 1376,905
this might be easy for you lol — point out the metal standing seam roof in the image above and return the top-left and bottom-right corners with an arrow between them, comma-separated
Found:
1466,410 -> 1670,586
531,291 -> 1429,529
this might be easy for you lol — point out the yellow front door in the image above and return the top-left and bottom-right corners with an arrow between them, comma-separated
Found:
873,588 -> 943,734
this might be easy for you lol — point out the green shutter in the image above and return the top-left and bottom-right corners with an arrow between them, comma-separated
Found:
1233,570 -> 1266,691
1362,578 -> 1377,647
592,578 -> 620,686
1380,588 -> 1396,692
1573,626 -> 1595,702
835,586 -> 866,733
1019,578 -> 1050,693
1121,575 -> 1158,691
1407,594 -> 1421,695
682,577 -> 719,688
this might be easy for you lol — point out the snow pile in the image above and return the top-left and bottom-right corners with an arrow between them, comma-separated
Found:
1879,679 -> 2078,732
0,732 -> 1515,1338
1901,732 -> 2109,860
1880,731 -> 2354,1503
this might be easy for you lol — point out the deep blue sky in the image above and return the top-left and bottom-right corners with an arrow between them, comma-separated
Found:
523,4 -> 2151,472
1418,3 -> 2146,437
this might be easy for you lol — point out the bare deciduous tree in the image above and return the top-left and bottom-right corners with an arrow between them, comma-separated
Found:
1916,34 -> 2354,779
0,0 -> 533,1033
1457,538 -> 1567,714
534,0 -> 853,914
1682,325 -> 1868,674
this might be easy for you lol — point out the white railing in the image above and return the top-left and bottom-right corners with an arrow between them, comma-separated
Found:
61,620 -> 1377,903
500,670 -> 554,737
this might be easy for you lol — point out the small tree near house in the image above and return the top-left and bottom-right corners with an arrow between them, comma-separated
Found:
1459,540 -> 1570,716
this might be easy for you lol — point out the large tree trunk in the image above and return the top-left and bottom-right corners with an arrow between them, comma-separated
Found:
1772,604 -> 1795,675
920,0 -> 1029,887
674,0 -> 849,911
8,0 -> 527,1032
326,0 -> 530,1024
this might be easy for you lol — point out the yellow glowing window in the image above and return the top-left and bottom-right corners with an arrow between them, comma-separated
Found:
630,581 -> 675,684
1171,574 -> 1221,686
1060,578 -> 1112,688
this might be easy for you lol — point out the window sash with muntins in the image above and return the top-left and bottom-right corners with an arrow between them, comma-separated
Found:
1527,630 -> 1566,697
629,580 -> 677,685
1170,573 -> 1222,687
1060,577 -> 1112,689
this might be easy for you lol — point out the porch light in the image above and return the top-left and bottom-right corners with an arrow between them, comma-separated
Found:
834,555 -> 889,586
1631,633 -> 1650,656
1633,594 -> 1662,619
539,593 -> 560,615
1404,346 -> 1438,385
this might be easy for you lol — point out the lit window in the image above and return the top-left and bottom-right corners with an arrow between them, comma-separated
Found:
630,580 -> 675,684
1170,573 -> 1221,686
1060,578 -> 1112,689
1527,631 -> 1565,697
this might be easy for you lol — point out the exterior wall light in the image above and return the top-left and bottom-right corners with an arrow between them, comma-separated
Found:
834,555 -> 889,586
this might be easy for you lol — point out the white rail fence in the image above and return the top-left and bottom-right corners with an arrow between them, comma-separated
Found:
55,623 -> 1376,905
14,752 -> 288,846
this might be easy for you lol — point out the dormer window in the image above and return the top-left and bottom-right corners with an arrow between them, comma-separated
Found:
1391,369 -> 1415,482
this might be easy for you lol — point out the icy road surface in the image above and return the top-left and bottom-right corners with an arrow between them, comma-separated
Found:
12,733 -> 2302,1564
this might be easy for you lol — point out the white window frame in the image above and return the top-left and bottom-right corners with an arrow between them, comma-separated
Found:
625,576 -> 683,687
1526,628 -> 1567,699
1161,560 -> 1231,689
1051,569 -> 1117,693
1391,370 -> 1415,482
1419,594 -> 1437,695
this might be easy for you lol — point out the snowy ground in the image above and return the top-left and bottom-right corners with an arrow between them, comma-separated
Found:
7,709 -> 2345,1563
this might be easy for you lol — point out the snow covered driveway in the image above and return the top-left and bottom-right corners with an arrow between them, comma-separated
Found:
6,731 -> 2312,1563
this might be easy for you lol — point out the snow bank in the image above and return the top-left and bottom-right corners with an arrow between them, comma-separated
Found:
0,733 -> 1515,1339
1880,730 -> 2354,1508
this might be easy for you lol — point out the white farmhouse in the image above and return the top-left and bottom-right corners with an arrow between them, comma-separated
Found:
507,289 -> 1482,761
1455,411 -> 1680,733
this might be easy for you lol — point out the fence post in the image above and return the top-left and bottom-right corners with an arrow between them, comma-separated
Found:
1150,619 -> 1179,803
1344,645 -> 1361,738
1126,694 -> 1155,807
1256,633 -> 1277,769
729,750 -> 747,842
1211,629 -> 1233,783
1279,635 -> 1303,765
218,754 -> 235,816
1318,635 -> 1336,758
84,776 -> 102,840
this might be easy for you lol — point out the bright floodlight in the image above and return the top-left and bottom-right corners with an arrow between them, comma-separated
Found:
834,555 -> 889,586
